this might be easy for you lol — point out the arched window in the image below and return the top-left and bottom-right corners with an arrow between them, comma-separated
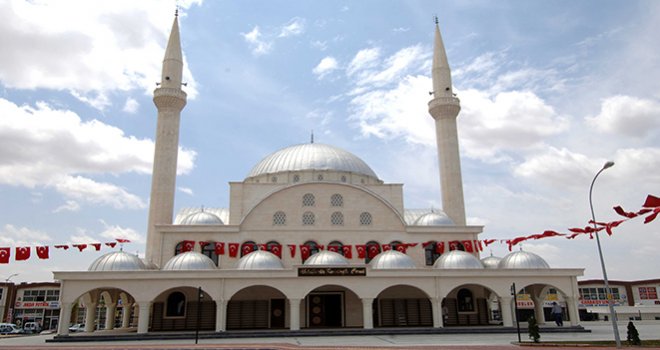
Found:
273,211 -> 286,225
340,175 -> 347,183
166,291 -> 186,317
174,242 -> 184,255
293,174 -> 300,183
457,288 -> 474,312
202,242 -> 219,266
449,241 -> 465,251
240,241 -> 258,257
330,212 -> 344,225
424,241 -> 442,266
327,240 -> 344,256
360,212 -> 373,225
302,193 -> 315,206
302,211 -> 315,225
389,240 -> 402,252
365,240 -> 381,263
302,240 -> 320,263
331,194 -> 343,207
266,240 -> 282,258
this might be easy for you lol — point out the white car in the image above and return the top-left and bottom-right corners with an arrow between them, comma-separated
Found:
0,323 -> 24,334
68,323 -> 85,332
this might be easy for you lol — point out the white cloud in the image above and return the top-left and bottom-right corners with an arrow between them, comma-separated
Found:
122,97 -> 139,114
311,40 -> 328,51
178,186 -> 194,195
0,98 -> 196,208
355,45 -> 429,87
586,95 -> 660,138
53,200 -> 81,213
99,221 -> 144,243
393,27 -> 410,33
279,17 -> 305,38
0,0 -> 199,107
242,26 -> 272,55
347,47 -> 381,77
313,57 -> 339,79
0,224 -> 52,246
513,147 -> 598,189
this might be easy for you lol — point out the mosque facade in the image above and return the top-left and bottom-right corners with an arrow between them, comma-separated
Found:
53,14 -> 583,336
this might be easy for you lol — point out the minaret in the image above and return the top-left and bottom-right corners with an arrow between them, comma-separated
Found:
146,12 -> 187,265
428,18 -> 466,226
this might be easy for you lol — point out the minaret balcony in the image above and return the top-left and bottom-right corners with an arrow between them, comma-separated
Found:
153,87 -> 188,110
428,96 -> 460,119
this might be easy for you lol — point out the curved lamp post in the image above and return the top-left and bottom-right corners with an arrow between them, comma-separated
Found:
589,161 -> 621,348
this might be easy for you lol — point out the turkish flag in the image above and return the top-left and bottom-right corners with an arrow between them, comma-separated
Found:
105,242 -> 117,248
342,245 -> 352,259
181,240 -> 195,252
36,246 -> 49,259
448,241 -> 460,251
54,244 -> 69,250
116,238 -> 131,243
355,245 -> 366,259
483,239 -> 496,247
228,243 -> 239,257
327,245 -> 339,253
367,245 -> 380,259
287,244 -> 296,258
317,245 -> 324,251
382,244 -> 392,251
73,244 -> 88,252
422,241 -> 433,248
16,247 -> 30,261
0,248 -> 10,264
462,240 -> 474,253
91,243 -> 101,251
242,244 -> 255,256
300,245 -> 311,261
214,242 -> 225,255
396,244 -> 407,253
199,241 -> 210,249
258,244 -> 267,251
435,242 -> 445,254
270,244 -> 282,258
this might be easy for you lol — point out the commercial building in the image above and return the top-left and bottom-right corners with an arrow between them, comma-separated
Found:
578,279 -> 660,321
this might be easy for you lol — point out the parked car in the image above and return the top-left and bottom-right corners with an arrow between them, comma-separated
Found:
68,323 -> 85,332
0,323 -> 24,334
23,322 -> 41,334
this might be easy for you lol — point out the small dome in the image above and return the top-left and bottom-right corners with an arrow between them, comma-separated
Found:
235,250 -> 284,270
88,251 -> 146,271
179,211 -> 223,225
414,211 -> 454,226
370,250 -> 416,269
246,143 -> 379,180
499,250 -> 550,269
481,255 -> 502,269
434,250 -> 484,269
162,252 -> 217,271
304,250 -> 350,266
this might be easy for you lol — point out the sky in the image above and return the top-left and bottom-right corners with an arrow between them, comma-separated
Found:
0,0 -> 658,284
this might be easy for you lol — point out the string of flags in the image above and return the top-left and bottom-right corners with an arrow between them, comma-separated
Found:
0,195 -> 657,264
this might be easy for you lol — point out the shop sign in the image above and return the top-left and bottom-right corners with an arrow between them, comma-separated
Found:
14,301 -> 60,309
579,299 -> 624,306
516,300 -> 535,309
298,267 -> 366,277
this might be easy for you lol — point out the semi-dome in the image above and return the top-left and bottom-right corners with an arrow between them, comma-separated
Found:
88,250 -> 146,271
304,250 -> 350,266
434,250 -> 484,269
499,250 -> 550,269
179,211 -> 223,225
481,255 -> 502,269
246,143 -> 379,180
162,252 -> 217,271
369,250 -> 416,269
235,250 -> 284,270
414,211 -> 454,226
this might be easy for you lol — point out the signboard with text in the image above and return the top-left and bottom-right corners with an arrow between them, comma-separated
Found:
298,267 -> 366,277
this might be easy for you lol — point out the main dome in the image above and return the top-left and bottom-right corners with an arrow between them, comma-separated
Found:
88,251 -> 146,271
246,143 -> 378,180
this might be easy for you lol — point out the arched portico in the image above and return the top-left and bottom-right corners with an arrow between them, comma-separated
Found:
226,285 -> 287,330
150,286 -> 215,332
57,287 -> 137,336
514,283 -> 577,326
442,284 -> 498,327
302,284 -> 362,329
374,285 -> 432,327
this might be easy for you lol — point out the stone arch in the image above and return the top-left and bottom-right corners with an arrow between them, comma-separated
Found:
443,283 -> 500,327
226,285 -> 288,330
303,284 -> 362,328
514,282 -> 572,326
374,284 -> 433,327
149,286 -> 215,332
64,286 -> 139,334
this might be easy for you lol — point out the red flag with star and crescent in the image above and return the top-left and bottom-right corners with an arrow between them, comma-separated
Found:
270,244 -> 282,258
355,245 -> 366,259
228,243 -> 239,257
342,245 -> 353,259
214,242 -> 225,255
16,247 -> 30,261
181,240 -> 195,252
287,244 -> 296,258
0,248 -> 9,264
36,246 -> 49,259
299,245 -> 311,261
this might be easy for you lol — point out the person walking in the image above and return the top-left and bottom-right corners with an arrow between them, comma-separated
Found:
551,302 -> 563,326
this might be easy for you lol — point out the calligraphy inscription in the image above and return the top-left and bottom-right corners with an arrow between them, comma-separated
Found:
298,267 -> 366,277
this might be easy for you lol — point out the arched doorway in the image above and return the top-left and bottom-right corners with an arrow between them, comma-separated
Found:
304,285 -> 361,328
443,284 -> 497,326
227,285 -> 287,330
150,287 -> 215,331
374,285 -> 432,327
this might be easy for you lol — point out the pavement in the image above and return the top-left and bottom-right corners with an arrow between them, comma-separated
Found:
0,321 -> 658,349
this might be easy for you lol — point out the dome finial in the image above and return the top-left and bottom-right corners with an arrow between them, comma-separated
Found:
434,15 -> 439,25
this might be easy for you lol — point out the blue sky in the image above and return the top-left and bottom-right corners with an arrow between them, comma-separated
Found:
0,0 -> 658,283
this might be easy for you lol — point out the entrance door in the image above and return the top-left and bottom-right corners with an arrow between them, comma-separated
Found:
308,293 -> 343,328
270,299 -> 285,328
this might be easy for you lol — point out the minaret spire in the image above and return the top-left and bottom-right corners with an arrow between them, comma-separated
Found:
146,13 -> 188,265
428,18 -> 466,226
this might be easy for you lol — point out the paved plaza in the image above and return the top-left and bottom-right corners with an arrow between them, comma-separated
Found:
0,322 -> 658,349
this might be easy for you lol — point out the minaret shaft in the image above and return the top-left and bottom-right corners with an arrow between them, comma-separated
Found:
428,22 -> 466,226
146,15 -> 187,266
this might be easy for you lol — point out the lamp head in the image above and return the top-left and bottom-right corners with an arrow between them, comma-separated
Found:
603,161 -> 615,170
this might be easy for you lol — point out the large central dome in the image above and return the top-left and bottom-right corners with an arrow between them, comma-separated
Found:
246,143 -> 379,180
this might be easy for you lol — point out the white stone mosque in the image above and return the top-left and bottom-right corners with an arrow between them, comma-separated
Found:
53,13 -> 584,336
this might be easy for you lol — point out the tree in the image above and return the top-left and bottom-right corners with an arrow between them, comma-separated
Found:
527,316 -> 540,343
627,321 -> 641,346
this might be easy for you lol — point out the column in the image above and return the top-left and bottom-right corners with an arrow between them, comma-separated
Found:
136,301 -> 151,334
84,301 -> 97,332
289,298 -> 301,330
533,297 -> 545,324
57,302 -> 73,336
499,296 -> 513,327
104,303 -> 116,330
431,298 -> 443,328
361,298 -> 374,329
565,296 -> 579,326
121,303 -> 132,328
215,300 -> 227,332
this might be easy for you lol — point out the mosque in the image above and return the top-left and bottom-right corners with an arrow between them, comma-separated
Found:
53,14 -> 583,336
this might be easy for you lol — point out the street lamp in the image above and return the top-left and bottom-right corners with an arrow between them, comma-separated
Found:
589,160 -> 621,348
4,273 -> 18,283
